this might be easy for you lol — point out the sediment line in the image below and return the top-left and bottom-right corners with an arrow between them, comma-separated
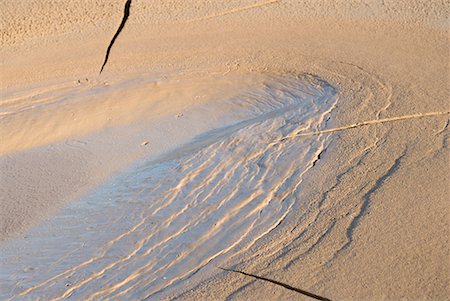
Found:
99,0 -> 132,74
187,0 -> 279,22
286,111 -> 450,138
218,267 -> 333,301
332,149 -> 406,260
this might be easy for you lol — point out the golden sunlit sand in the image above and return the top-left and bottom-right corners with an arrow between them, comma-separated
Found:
1,1 -> 449,300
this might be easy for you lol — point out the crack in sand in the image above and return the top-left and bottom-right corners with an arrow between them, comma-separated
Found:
218,267 -> 333,301
187,0 -> 279,22
99,0 -> 132,74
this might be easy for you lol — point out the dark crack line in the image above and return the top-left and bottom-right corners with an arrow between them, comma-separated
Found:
218,267 -> 333,301
99,0 -> 132,74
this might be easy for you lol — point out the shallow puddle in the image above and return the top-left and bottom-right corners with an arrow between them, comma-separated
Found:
1,73 -> 337,300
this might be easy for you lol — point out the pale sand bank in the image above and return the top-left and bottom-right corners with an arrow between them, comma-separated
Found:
1,0 -> 449,300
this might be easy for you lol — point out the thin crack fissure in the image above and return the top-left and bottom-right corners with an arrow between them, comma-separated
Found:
99,0 -> 132,74
218,267 -> 333,301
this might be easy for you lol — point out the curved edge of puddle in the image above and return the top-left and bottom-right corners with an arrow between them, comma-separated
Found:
0,72 -> 338,301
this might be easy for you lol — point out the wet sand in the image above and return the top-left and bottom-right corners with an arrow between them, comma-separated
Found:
1,1 -> 449,300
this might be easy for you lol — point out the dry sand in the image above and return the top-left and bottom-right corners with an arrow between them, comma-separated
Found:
1,0 -> 449,300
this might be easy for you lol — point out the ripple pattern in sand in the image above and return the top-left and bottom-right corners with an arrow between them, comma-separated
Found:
0,74 -> 337,300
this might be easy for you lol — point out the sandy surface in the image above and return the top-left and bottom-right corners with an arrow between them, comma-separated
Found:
1,0 -> 449,300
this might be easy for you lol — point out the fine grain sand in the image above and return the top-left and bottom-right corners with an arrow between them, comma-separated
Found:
1,1 -> 449,300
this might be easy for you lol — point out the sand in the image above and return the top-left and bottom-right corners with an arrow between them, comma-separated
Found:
1,0 -> 449,300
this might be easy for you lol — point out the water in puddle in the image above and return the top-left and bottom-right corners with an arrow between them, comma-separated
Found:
1,73 -> 336,300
